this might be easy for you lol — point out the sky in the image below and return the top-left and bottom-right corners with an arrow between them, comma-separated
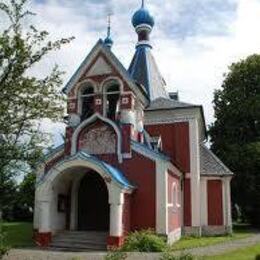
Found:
16,0 -> 260,145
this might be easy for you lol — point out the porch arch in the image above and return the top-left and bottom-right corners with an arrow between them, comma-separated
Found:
35,153 -> 134,238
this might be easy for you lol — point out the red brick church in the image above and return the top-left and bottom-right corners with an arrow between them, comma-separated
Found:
33,1 -> 233,250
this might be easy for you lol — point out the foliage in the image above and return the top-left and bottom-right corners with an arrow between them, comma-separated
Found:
105,250 -> 127,260
160,252 -> 195,260
209,54 -> 260,226
0,0 -> 73,218
0,222 -> 9,260
121,230 -> 166,252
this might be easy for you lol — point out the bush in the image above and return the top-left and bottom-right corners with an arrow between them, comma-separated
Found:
255,255 -> 260,260
121,230 -> 166,252
0,232 -> 9,260
161,251 -> 195,260
105,250 -> 127,260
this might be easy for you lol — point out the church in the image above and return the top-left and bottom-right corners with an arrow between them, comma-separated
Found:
33,1 -> 233,250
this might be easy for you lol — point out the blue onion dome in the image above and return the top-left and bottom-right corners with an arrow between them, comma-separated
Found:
132,7 -> 155,28
104,36 -> 113,47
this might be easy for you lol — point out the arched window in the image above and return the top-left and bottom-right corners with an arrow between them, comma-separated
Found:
80,85 -> 94,121
172,182 -> 181,210
104,83 -> 120,120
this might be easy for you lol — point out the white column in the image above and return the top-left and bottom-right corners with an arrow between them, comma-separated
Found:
39,201 -> 51,233
70,175 -> 83,230
109,185 -> 124,237
189,119 -> 201,229
200,178 -> 208,226
156,160 -> 168,234
110,204 -> 124,237
224,177 -> 232,228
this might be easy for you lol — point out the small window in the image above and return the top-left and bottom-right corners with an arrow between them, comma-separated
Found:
104,84 -> 120,120
80,86 -> 94,121
172,182 -> 181,210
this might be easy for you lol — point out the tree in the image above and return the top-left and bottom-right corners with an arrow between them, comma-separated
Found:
0,0 -> 73,221
209,54 -> 260,226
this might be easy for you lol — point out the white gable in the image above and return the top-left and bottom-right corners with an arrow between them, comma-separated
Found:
86,56 -> 112,76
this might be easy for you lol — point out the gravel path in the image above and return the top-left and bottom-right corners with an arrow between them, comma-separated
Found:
3,233 -> 260,260
184,233 -> 260,256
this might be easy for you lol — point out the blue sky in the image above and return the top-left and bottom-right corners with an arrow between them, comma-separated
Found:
21,0 -> 260,145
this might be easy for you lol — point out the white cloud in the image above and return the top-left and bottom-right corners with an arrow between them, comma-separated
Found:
7,0 -> 260,146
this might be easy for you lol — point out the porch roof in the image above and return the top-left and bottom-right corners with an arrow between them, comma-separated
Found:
70,152 -> 135,190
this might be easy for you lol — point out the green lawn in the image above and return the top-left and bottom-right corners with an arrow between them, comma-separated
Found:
2,222 -> 34,248
205,243 -> 260,260
171,224 -> 254,251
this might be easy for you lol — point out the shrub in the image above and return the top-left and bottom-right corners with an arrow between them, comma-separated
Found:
105,250 -> 127,260
160,251 -> 195,260
0,230 -> 9,260
255,255 -> 260,260
121,230 -> 166,252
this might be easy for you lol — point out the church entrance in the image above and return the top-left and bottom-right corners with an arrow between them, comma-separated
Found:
78,171 -> 109,231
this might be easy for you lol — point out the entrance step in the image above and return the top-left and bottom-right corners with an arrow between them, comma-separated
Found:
49,231 -> 108,252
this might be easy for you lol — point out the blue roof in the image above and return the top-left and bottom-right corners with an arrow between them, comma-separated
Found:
104,36 -> 113,47
76,152 -> 135,189
132,7 -> 155,28
39,151 -> 135,190
128,45 -> 169,101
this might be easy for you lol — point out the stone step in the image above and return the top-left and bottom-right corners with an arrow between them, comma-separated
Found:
50,231 -> 108,252
49,243 -> 106,251
51,238 -> 107,245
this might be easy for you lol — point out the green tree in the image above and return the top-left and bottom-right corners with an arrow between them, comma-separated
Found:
209,54 -> 260,226
0,0 -> 73,223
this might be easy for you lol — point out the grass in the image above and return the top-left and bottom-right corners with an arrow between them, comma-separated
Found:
205,243 -> 260,260
2,222 -> 34,248
171,224 -> 254,251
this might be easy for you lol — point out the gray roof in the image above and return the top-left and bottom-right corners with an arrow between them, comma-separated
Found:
128,46 -> 169,101
200,144 -> 233,176
146,97 -> 197,111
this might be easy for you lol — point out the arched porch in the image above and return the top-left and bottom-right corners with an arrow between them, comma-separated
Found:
34,152 -> 134,248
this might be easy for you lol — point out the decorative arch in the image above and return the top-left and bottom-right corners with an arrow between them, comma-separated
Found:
71,113 -> 123,163
101,76 -> 124,93
101,77 -> 123,120
77,80 -> 97,120
36,152 -> 133,199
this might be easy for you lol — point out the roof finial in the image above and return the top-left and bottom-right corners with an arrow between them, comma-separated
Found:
104,13 -> 113,48
107,13 -> 111,37
142,0 -> 145,8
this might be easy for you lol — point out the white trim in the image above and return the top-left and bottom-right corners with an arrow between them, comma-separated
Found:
200,178 -> 208,226
189,118 -> 201,228
145,117 -> 191,126
101,76 -> 123,117
155,160 -> 168,234
35,156 -> 131,236
167,228 -> 181,244
101,76 -> 124,93
223,177 -> 232,227
167,162 -> 182,177
70,79 -> 98,100
71,113 -> 123,163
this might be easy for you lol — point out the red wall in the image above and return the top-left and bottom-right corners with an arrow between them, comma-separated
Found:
168,171 -> 181,232
123,193 -> 131,235
145,123 -> 190,173
184,178 -> 191,226
97,152 -> 156,231
208,180 -> 223,226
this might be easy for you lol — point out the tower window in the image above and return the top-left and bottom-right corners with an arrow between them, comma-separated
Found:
104,84 -> 120,120
80,86 -> 94,121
